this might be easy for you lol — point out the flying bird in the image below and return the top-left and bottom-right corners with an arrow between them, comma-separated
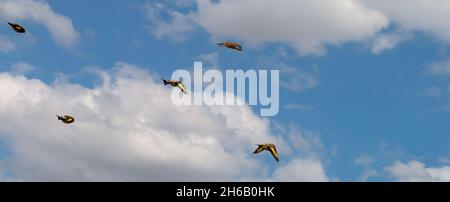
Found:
7,22 -> 26,33
162,78 -> 188,94
57,115 -> 75,124
253,143 -> 279,162
217,42 -> 242,51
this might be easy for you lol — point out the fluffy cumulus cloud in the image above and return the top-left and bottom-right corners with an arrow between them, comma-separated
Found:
0,62 -> 328,181
385,160 -> 450,182
362,0 -> 450,43
145,0 -> 389,55
191,0 -> 388,55
0,0 -> 79,48
146,0 -> 450,55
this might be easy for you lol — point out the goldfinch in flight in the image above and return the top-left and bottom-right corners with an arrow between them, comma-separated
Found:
217,42 -> 242,51
253,143 -> 279,162
162,78 -> 188,94
57,115 -> 75,124
8,22 -> 26,33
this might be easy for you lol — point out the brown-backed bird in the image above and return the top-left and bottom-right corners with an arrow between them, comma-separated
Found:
162,78 -> 188,94
57,115 -> 75,124
253,143 -> 279,162
8,22 -> 26,33
217,42 -> 242,51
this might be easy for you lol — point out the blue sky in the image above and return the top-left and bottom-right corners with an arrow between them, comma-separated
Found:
1,0 -> 450,181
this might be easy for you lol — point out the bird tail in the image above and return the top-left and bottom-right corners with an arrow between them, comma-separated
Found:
161,78 -> 168,85
56,115 -> 62,120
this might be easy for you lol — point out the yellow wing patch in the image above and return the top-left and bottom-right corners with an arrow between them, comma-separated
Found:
269,147 -> 279,161
177,83 -> 188,94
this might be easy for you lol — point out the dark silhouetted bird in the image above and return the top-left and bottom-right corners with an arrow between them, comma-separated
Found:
57,115 -> 75,124
253,143 -> 279,162
8,22 -> 26,33
217,42 -> 242,51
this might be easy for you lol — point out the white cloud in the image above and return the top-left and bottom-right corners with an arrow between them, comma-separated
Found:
385,160 -> 450,182
362,0 -> 450,43
192,0 -> 388,55
144,1 -> 450,55
370,32 -> 407,54
0,35 -> 15,53
144,3 -> 196,43
0,62 -> 328,181
272,158 -> 328,181
0,0 -> 79,48
354,154 -> 378,181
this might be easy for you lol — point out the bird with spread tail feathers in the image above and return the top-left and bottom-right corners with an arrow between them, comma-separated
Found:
253,143 -> 279,162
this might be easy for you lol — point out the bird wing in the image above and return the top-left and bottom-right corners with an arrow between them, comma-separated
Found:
269,147 -> 279,161
177,83 -> 188,94
253,145 -> 265,154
